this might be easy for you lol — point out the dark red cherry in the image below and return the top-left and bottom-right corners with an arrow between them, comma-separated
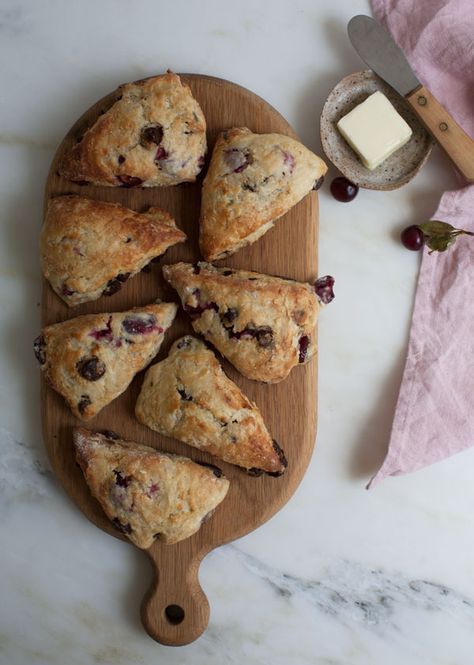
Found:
298,336 -> 310,363
314,275 -> 335,304
117,175 -> 143,187
401,225 -> 424,251
122,315 -> 159,335
330,177 -> 358,202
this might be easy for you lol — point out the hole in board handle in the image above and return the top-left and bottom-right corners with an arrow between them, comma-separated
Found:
165,604 -> 185,625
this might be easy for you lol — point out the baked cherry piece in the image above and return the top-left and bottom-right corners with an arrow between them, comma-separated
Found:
117,175 -> 143,187
313,176 -> 325,190
330,176 -> 359,202
314,275 -> 335,304
401,225 -> 424,251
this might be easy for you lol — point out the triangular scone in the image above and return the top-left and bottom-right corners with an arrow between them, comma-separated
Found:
199,127 -> 327,260
136,336 -> 287,476
163,263 -> 333,383
41,195 -> 187,307
59,72 -> 206,188
73,429 -> 229,548
34,303 -> 177,420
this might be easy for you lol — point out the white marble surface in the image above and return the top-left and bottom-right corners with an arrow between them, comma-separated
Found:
1,0 -> 473,663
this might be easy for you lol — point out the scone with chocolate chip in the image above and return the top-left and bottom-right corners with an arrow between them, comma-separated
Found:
59,71 -> 206,187
136,336 -> 287,476
34,303 -> 177,420
163,262 -> 334,383
41,195 -> 186,307
74,428 -> 229,548
199,127 -> 327,260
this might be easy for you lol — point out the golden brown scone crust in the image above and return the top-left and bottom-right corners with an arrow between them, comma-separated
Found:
41,195 -> 186,307
136,336 -> 287,475
163,262 -> 320,383
73,428 -> 229,548
34,303 -> 177,420
59,72 -> 206,187
199,127 -> 327,260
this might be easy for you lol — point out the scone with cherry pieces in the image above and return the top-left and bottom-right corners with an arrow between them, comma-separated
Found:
199,127 -> 327,260
74,428 -> 229,547
34,303 -> 177,420
59,71 -> 206,187
136,336 -> 287,476
41,195 -> 186,306
163,262 -> 334,383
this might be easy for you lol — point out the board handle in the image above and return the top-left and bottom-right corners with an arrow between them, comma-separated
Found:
141,541 -> 210,646
406,85 -> 474,182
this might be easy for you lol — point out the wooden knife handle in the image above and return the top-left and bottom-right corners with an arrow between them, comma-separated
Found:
406,85 -> 474,182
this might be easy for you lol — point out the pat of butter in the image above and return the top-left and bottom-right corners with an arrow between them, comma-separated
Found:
337,91 -> 412,170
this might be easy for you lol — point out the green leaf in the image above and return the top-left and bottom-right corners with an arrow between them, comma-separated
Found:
426,234 -> 457,253
418,220 -> 455,236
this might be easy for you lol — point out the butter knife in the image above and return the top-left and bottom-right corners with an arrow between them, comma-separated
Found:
348,15 -> 474,182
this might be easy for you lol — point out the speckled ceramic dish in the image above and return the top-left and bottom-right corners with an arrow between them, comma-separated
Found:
320,70 -> 433,191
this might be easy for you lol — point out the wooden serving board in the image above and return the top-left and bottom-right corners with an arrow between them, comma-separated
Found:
42,74 -> 319,646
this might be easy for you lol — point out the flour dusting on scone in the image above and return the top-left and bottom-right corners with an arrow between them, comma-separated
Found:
59,72 -> 206,187
136,336 -> 287,476
163,262 -> 334,383
41,195 -> 187,307
34,303 -> 177,420
73,429 -> 229,547
199,127 -> 327,260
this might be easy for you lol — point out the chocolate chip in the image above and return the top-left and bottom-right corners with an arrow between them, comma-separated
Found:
102,430 -> 120,440
247,467 -> 264,477
140,124 -> 163,146
113,470 -> 132,488
255,326 -> 273,348
222,270 -> 233,276
221,308 -> 238,327
272,440 -> 288,469
197,462 -> 223,478
178,388 -> 192,401
118,155 -> 125,164
76,356 -> 106,381
112,517 -> 132,534
313,176 -> 324,190
116,272 -> 130,283
102,279 -> 123,296
78,395 -> 91,415
177,337 -> 192,349
33,335 -> 46,365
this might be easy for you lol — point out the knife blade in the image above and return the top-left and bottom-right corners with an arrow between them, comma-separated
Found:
346,15 -> 474,182
348,15 -> 420,96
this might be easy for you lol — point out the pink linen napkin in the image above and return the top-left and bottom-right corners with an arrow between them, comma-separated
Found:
368,0 -> 474,487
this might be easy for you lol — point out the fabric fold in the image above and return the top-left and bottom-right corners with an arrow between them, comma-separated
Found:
368,0 -> 474,486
